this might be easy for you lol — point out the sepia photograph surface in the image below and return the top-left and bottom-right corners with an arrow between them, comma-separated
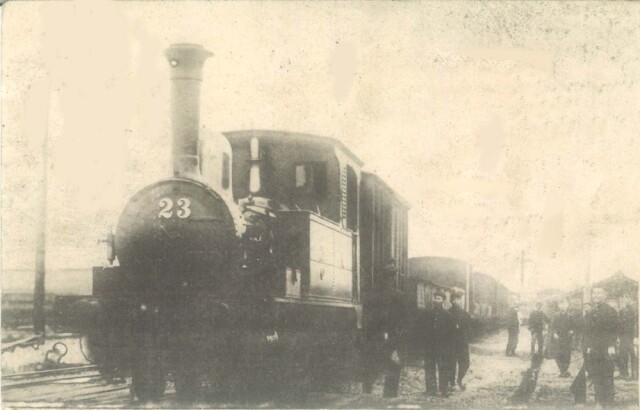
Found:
1,1 -> 639,408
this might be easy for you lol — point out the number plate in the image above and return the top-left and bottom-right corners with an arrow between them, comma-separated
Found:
158,197 -> 191,219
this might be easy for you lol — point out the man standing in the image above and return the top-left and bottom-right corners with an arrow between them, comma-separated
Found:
423,289 -> 454,398
448,288 -> 471,391
570,302 -> 592,405
506,305 -> 520,356
362,260 -> 405,398
380,261 -> 406,398
585,287 -> 619,407
617,297 -> 638,380
528,303 -> 548,358
552,299 -> 574,378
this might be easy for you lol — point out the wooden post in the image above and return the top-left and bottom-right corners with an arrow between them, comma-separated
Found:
583,231 -> 592,312
33,82 -> 50,336
34,186 -> 46,335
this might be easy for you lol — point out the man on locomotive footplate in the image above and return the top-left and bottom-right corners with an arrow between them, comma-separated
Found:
448,288 -> 471,391
422,289 -> 454,398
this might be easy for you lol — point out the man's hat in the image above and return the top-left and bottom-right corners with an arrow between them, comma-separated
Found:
434,289 -> 446,299
450,287 -> 465,299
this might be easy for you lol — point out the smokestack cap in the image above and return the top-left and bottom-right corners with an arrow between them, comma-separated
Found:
165,43 -> 213,81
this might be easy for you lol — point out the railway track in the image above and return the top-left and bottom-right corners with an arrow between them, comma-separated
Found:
2,366 -> 363,408
1,365 -> 140,406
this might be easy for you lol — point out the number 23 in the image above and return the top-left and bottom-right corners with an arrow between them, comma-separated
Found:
158,197 -> 191,219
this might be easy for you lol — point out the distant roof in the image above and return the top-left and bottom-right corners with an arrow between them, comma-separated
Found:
223,129 -> 364,167
409,256 -> 515,295
409,256 -> 468,288
542,271 -> 638,303
536,288 -> 564,299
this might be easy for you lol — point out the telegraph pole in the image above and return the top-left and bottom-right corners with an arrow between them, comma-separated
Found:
519,250 -> 531,302
34,174 -> 47,335
33,77 -> 51,336
583,229 -> 593,311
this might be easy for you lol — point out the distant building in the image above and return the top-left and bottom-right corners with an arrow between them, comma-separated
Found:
541,271 -> 638,311
536,288 -> 564,301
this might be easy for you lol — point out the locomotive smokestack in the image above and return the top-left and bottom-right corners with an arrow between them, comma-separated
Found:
165,44 -> 213,177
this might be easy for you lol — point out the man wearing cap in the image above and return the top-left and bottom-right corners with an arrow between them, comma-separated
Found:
552,299 -> 574,378
448,288 -> 471,391
422,289 -> 454,398
617,296 -> 638,380
585,287 -> 619,407
528,302 -> 548,358
506,304 -> 520,356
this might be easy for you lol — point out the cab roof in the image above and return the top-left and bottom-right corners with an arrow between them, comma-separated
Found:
223,129 -> 364,167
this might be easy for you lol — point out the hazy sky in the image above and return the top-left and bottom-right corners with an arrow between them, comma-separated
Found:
2,1 -> 639,295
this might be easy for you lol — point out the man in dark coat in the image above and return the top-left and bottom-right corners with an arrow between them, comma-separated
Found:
585,287 -> 619,407
552,299 -> 574,377
423,289 -> 454,398
571,302 -> 593,405
617,297 -> 638,380
506,305 -> 520,356
362,260 -> 405,398
380,261 -> 406,398
528,303 -> 548,358
569,302 -> 592,404
448,288 -> 471,391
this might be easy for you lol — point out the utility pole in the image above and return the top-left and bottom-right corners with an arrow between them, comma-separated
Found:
34,168 -> 47,335
519,250 -> 532,303
33,76 -> 51,336
583,229 -> 593,312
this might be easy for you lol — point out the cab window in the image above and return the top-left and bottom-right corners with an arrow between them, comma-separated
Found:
294,162 -> 327,198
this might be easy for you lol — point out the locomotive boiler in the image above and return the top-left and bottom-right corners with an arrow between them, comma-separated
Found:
70,43 -> 409,402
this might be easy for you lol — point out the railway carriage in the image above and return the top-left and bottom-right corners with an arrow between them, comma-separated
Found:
404,256 -> 514,356
67,44 -> 409,402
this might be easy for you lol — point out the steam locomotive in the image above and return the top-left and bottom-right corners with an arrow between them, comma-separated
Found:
70,44 -> 409,401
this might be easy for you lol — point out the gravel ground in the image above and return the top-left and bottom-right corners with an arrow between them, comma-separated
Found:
353,329 -> 639,409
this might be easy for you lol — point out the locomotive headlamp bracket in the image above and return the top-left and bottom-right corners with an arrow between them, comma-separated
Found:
98,230 -> 116,265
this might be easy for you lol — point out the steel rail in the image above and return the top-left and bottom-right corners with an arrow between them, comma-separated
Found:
2,371 -> 102,389
2,364 -> 98,379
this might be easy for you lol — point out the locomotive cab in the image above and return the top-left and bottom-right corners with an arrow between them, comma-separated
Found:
226,130 -> 363,303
